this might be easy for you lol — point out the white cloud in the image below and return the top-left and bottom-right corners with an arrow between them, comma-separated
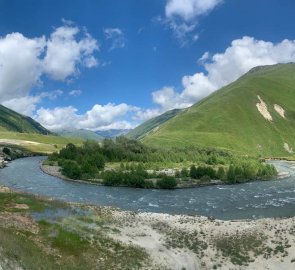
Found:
151,37 -> 295,112
69,89 -> 82,97
2,90 -> 64,116
35,103 -> 137,131
162,0 -> 223,45
104,28 -> 126,50
2,95 -> 42,117
166,0 -> 223,21
0,22 -> 99,118
0,33 -> 45,102
134,108 -> 161,122
43,25 -> 99,80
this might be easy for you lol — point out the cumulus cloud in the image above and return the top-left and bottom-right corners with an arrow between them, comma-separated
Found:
161,0 -> 223,45
150,37 -> 295,114
35,103 -> 137,131
2,90 -> 64,116
165,0 -> 223,21
104,28 -> 126,50
2,96 -> 42,117
0,33 -> 45,102
43,25 -> 98,80
0,22 -> 98,111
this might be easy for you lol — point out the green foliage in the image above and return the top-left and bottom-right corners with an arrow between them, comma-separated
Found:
61,160 -> 82,179
102,168 -> 151,188
189,165 -> 216,180
217,167 -> 226,180
225,163 -> 276,184
189,165 -> 198,179
180,167 -> 189,177
156,176 -> 178,189
2,147 -> 11,155
50,137 -> 277,187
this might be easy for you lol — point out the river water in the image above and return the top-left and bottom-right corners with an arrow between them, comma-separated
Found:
0,156 -> 294,220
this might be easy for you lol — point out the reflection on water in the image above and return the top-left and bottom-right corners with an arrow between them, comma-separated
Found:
0,156 -> 294,220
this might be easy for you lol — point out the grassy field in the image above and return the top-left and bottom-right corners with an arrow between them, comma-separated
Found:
0,189 -> 148,270
0,132 -> 82,153
143,63 -> 295,157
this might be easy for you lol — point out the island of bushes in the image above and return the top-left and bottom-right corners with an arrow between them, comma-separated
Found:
46,137 -> 277,189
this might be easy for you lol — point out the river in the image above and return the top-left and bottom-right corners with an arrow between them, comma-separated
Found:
0,156 -> 294,220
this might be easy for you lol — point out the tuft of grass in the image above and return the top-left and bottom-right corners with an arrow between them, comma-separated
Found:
214,232 -> 267,266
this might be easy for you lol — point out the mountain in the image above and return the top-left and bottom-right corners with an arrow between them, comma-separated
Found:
95,129 -> 131,138
0,105 -> 51,134
127,109 -> 183,140
57,129 -> 104,141
143,63 -> 295,156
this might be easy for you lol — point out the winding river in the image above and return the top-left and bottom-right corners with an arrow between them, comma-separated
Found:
0,156 -> 294,220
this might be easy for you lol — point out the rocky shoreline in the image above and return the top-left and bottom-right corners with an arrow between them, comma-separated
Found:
0,156 -> 8,169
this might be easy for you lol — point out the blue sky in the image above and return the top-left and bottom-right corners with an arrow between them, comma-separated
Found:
1,0 -> 295,130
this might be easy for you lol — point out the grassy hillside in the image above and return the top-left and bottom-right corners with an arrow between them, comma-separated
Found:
57,129 -> 104,141
143,63 -> 295,157
127,109 -> 183,140
0,105 -> 51,134
0,132 -> 82,153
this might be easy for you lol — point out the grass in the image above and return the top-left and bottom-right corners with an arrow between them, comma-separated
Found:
0,104 -> 50,134
214,232 -> 267,266
143,63 -> 295,157
127,108 -> 183,140
0,131 -> 82,153
152,222 -> 208,256
0,190 -> 149,269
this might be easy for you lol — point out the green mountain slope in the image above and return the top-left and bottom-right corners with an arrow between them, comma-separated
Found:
127,109 -> 183,140
58,129 -> 104,141
0,105 -> 51,134
143,63 -> 295,157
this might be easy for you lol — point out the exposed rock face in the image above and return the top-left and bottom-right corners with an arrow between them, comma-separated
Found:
274,104 -> 286,118
256,95 -> 273,121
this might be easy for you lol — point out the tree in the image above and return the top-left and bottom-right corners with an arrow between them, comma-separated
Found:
61,160 -> 82,179
227,165 -> 236,184
217,167 -> 225,180
157,176 -> 177,189
190,165 -> 198,179
2,147 -> 11,155
180,168 -> 189,177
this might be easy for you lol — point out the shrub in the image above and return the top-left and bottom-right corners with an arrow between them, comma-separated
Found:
157,176 -> 177,189
189,165 -> 198,179
200,175 -> 211,183
2,147 -> 11,155
61,160 -> 82,179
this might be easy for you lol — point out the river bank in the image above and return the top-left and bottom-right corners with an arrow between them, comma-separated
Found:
0,184 -> 294,270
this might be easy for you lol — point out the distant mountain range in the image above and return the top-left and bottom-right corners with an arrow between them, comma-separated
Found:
143,63 -> 295,156
95,129 -> 131,138
57,129 -> 105,141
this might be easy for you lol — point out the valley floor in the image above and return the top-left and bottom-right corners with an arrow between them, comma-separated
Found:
0,185 -> 294,270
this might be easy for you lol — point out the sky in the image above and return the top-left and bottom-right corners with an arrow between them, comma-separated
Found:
1,0 -> 295,131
